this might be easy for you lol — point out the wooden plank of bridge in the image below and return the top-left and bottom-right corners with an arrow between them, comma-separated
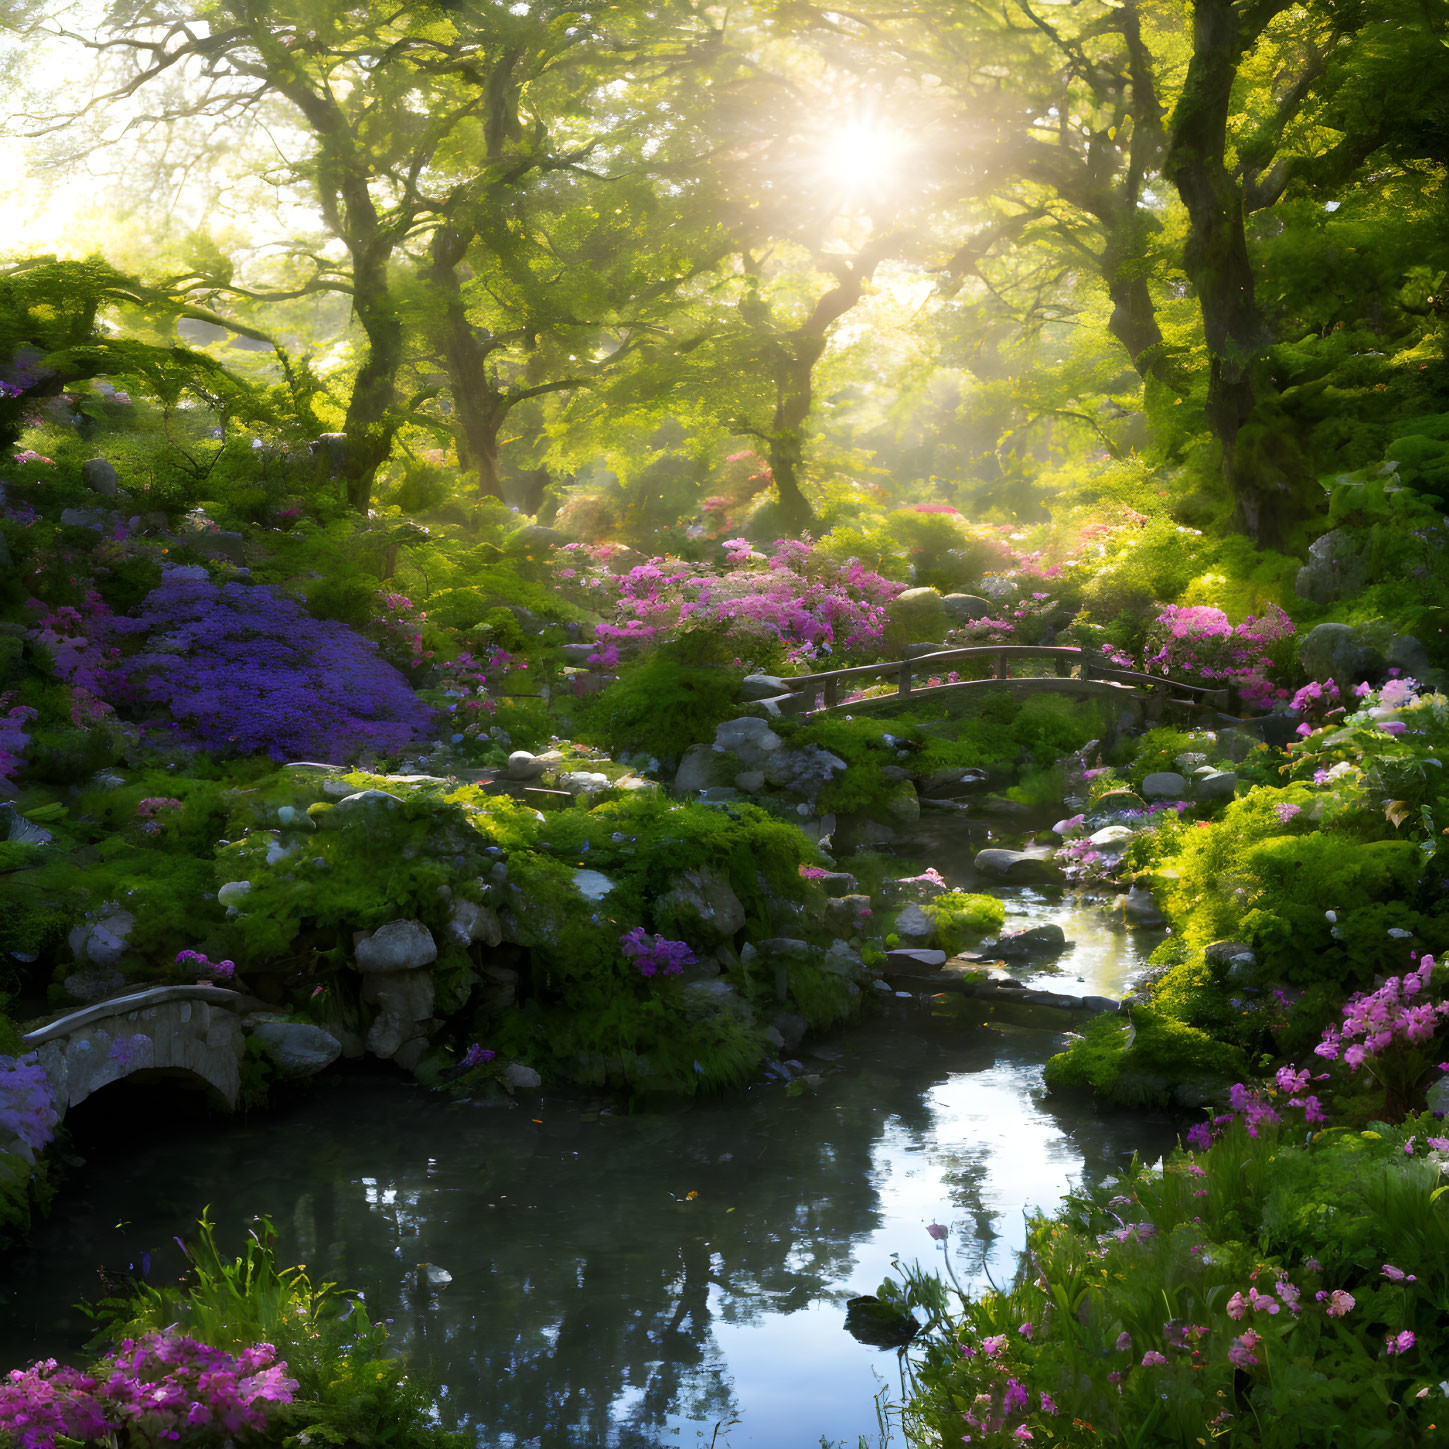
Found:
994,650 -> 1007,679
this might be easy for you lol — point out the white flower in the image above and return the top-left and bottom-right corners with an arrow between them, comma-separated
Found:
1325,910 -> 1337,924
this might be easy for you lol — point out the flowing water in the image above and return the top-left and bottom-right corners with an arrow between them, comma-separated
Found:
1,864 -> 1175,1448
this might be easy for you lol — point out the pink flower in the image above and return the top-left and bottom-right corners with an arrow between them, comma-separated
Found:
1386,1330 -> 1416,1356
1141,1350 -> 1168,1366
1226,1292 -> 1247,1320
1013,1430 -> 1033,1443
1228,1330 -> 1260,1368
1115,1331 -> 1132,1351
1378,720 -> 1407,735
1018,1321 -> 1033,1339
926,1222 -> 949,1241
1323,1290 -> 1355,1318
1381,1264 -> 1409,1282
981,1335 -> 1007,1359
1039,1391 -> 1058,1415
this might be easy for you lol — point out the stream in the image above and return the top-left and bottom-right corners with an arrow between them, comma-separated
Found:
1,860 -> 1177,1447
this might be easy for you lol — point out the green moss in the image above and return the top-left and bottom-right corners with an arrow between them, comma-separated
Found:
1045,1006 -> 1247,1108
925,892 -> 1005,956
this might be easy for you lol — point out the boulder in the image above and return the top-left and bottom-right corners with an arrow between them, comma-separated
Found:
817,871 -> 858,898
921,766 -> 989,797
1299,622 -> 1381,695
893,902 -> 936,944
355,919 -> 438,973
822,939 -> 866,979
60,507 -> 110,529
1121,884 -> 1165,927
656,867 -> 746,938
884,787 -> 921,824
362,969 -> 435,1066
504,750 -> 547,781
1141,772 -> 1188,799
1195,770 -> 1237,802
250,1021 -> 342,1078
887,586 -> 948,639
1088,824 -> 1136,849
1081,995 -> 1122,1014
673,743 -> 719,793
762,744 -> 847,799
942,594 -> 991,622
448,899 -> 502,948
558,771 -> 610,794
513,524 -> 568,552
714,716 -> 784,761
81,458 -> 118,497
502,1062 -> 542,1090
62,968 -> 126,1003
734,769 -> 766,793
978,576 -> 1019,603
1205,940 -> 1257,981
196,530 -> 246,565
973,848 -> 1058,882
772,1010 -> 808,1051
990,923 -> 1069,962
885,947 -> 947,972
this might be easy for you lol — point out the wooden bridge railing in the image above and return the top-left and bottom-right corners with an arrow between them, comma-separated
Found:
765,645 -> 1231,718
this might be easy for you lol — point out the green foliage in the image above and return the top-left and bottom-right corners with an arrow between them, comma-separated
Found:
99,1214 -> 467,1449
1124,727 -> 1199,790
923,892 -> 1004,956
1044,1005 -> 1246,1108
573,650 -> 744,760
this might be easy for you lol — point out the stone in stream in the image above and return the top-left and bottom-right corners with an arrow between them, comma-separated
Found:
1194,770 -> 1237,802
973,848 -> 1059,882
250,1020 -> 342,1078
885,948 -> 947,973
989,923 -> 1070,963
1120,884 -> 1165,927
504,750 -> 547,781
1088,824 -> 1136,849
892,902 -> 935,945
1141,772 -> 1188,799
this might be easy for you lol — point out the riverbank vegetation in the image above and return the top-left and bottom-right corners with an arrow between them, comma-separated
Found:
1,0 -> 1448,1440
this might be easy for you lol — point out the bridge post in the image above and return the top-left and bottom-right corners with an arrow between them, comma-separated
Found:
823,676 -> 838,709
1079,655 -> 1092,683
993,651 -> 1006,679
898,661 -> 912,699
1055,654 -> 1069,678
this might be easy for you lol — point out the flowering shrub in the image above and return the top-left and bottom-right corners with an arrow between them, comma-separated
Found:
0,1055 -> 59,1160
29,576 -> 433,761
175,948 -> 236,981
1103,603 -> 1296,709
0,1331 -> 297,1447
619,928 -> 696,978
890,1095 -> 1448,1448
369,591 -> 434,672
0,700 -> 36,781
566,538 -> 902,669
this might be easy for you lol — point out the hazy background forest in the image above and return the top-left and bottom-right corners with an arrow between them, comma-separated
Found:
3,0 -> 1445,594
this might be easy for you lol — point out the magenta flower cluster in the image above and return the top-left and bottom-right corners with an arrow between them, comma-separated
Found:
1134,603 -> 1294,710
29,576 -> 433,761
1313,957 -> 1448,1070
0,1331 -> 297,1448
174,950 -> 235,980
619,928 -> 696,978
1185,1067 -> 1326,1150
570,539 -> 902,668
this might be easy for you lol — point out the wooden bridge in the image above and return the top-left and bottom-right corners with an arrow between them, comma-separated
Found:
760,645 -> 1231,719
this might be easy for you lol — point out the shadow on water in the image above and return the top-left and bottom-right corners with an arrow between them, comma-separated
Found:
1,1014 -> 1176,1448
2,813 -> 1178,1446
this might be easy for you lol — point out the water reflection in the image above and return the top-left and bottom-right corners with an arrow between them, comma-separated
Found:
0,1006 -> 1175,1447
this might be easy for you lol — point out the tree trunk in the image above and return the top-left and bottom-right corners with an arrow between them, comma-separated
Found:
429,227 -> 510,500
341,252 -> 404,512
768,344 -> 820,533
1164,0 -> 1289,541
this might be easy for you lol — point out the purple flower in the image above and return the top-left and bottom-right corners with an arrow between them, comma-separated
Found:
926,1222 -> 949,1241
1386,1329 -> 1416,1356
462,1044 -> 495,1070
1141,1350 -> 1168,1366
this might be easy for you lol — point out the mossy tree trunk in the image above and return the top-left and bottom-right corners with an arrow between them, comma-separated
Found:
1163,0 -> 1293,543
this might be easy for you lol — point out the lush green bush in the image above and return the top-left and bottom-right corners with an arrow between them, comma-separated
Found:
573,648 -> 745,760
924,891 -> 1005,956
889,1111 -> 1449,1449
